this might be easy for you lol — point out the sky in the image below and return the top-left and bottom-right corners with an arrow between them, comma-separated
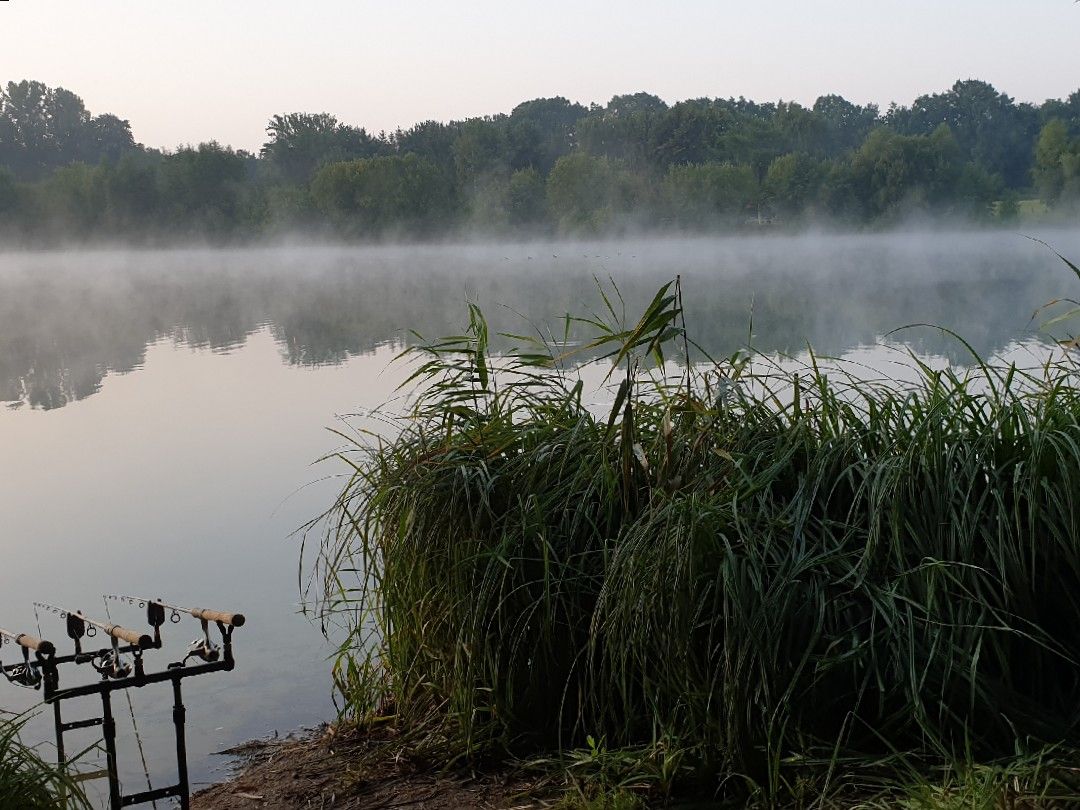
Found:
0,0 -> 1077,152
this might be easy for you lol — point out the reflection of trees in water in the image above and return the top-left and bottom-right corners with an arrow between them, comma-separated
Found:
0,235 -> 1073,410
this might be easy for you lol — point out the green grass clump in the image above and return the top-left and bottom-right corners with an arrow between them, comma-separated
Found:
314,277 -> 1080,804
0,713 -> 88,809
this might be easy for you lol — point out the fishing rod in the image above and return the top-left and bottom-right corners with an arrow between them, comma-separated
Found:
104,594 -> 245,663
33,601 -> 154,650
103,594 -> 245,628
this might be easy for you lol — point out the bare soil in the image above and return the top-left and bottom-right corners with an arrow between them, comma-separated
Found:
191,724 -> 551,810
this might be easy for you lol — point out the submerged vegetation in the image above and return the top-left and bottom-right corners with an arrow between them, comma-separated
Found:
316,264 -> 1080,805
1,78 -> 1080,242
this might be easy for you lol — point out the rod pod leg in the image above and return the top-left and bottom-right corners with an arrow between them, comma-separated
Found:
101,690 -> 121,809
172,674 -> 190,809
53,701 -> 68,808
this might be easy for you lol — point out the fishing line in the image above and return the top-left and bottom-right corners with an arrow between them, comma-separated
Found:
103,595 -> 158,810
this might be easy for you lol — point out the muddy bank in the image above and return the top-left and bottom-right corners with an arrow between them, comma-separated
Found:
191,724 -> 550,809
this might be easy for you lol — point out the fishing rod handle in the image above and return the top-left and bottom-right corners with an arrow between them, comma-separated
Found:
104,623 -> 154,648
15,633 -> 55,657
190,608 -> 245,628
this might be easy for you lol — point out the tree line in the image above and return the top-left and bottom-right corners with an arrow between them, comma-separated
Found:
0,78 -> 1078,242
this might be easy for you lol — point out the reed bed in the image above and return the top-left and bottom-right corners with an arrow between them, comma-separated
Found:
314,276 -> 1080,805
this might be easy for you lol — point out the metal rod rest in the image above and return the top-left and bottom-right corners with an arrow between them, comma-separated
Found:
7,593 -> 244,809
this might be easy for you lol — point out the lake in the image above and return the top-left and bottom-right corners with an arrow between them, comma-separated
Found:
1,230 -> 1078,804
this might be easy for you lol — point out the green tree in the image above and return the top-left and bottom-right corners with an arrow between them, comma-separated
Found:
1034,119 -> 1070,204
886,80 -> 1038,189
664,162 -> 758,226
764,153 -> 826,215
393,120 -> 459,173
159,142 -> 250,232
262,113 -> 384,184
577,93 -> 668,167
507,167 -> 546,226
37,163 -> 107,233
506,97 -> 588,173
812,95 -> 879,155
0,167 -> 17,215
104,153 -> 162,228
0,80 -> 136,179
452,117 -> 509,189
848,126 -> 994,219
546,152 -> 643,231
310,153 -> 455,234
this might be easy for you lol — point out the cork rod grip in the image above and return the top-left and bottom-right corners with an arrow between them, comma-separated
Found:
16,633 -> 56,657
105,623 -> 154,648
190,608 -> 245,628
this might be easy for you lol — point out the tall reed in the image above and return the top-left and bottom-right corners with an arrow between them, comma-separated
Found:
314,275 -> 1080,802
0,713 -> 88,809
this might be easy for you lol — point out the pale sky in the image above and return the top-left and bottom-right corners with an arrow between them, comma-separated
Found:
0,1 -> 1077,152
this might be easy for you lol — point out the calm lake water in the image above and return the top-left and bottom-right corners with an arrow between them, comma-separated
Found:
1,231 -> 1078,804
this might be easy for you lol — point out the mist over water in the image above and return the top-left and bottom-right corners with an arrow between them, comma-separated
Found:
0,230 -> 1078,803
3,229 -> 1078,412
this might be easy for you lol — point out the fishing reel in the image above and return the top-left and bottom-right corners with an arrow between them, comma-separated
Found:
92,639 -> 132,680
0,635 -> 44,689
2,661 -> 42,689
184,619 -> 220,663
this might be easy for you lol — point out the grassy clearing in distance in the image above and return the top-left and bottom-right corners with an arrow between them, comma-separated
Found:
313,271 -> 1080,806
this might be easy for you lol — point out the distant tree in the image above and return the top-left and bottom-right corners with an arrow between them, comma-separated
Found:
104,153 -> 162,227
392,120 -> 459,173
606,92 -> 669,117
773,102 -> 829,156
1039,90 -> 1080,136
1035,119 -> 1070,204
848,125 -> 995,218
506,97 -> 588,173
997,190 -> 1020,223
812,95 -> 879,155
649,100 -> 730,167
262,113 -> 384,184
546,152 -> 643,231
577,93 -> 669,167
160,142 -> 250,231
0,167 -> 18,221
88,114 -> 139,164
310,153 -> 455,234
453,117 -> 510,188
0,80 -> 51,176
764,153 -> 827,215
819,161 -> 860,220
37,163 -> 107,232
0,80 -> 136,179
506,167 -> 546,226
664,162 -> 759,226
886,80 -> 1039,188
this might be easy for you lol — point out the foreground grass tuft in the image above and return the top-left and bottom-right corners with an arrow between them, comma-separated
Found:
0,713 -> 88,809
313,275 -> 1080,805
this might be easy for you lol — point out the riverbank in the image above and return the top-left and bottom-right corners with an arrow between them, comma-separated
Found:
191,724 -> 553,810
